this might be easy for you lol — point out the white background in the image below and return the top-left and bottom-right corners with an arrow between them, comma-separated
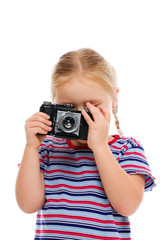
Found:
0,0 -> 159,239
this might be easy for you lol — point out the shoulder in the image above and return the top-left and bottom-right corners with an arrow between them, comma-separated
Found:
114,135 -> 145,155
120,136 -> 142,147
115,136 -> 156,191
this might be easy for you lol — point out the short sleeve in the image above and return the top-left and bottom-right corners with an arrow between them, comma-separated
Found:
39,141 -> 49,174
118,138 -> 156,192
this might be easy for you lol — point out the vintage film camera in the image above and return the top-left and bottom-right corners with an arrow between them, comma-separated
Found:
39,101 -> 93,140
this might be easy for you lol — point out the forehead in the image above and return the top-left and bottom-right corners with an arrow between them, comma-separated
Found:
55,78 -> 111,103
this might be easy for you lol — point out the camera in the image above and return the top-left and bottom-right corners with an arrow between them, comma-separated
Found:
39,101 -> 93,140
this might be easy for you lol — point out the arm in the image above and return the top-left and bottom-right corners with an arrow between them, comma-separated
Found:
82,102 -> 145,217
92,144 -> 145,217
15,112 -> 52,213
15,145 -> 46,213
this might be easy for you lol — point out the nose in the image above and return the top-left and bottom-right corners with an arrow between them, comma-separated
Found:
75,104 -> 86,111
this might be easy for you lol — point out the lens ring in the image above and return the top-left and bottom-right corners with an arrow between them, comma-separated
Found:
58,113 -> 78,133
63,117 -> 75,129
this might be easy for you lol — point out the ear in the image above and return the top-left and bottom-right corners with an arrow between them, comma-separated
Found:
116,88 -> 120,94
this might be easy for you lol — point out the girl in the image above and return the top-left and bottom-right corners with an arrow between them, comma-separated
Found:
16,48 -> 156,240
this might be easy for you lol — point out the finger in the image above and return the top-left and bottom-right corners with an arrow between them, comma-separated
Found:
81,109 -> 93,127
28,121 -> 52,132
33,127 -> 48,135
99,106 -> 111,122
37,112 -> 50,119
27,114 -> 52,126
31,112 -> 50,120
32,116 -> 52,126
85,102 -> 103,122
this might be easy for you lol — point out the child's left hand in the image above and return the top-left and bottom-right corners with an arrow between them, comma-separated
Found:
81,102 -> 111,150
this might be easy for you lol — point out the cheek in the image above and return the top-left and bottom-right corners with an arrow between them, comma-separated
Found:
99,104 -> 112,121
100,102 -> 112,112
104,110 -> 111,122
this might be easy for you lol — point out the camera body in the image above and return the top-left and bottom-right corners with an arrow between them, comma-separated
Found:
39,101 -> 93,140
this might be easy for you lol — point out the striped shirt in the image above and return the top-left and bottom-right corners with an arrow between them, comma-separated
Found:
35,134 -> 156,240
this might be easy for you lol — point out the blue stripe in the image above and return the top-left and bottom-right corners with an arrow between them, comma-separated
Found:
36,135 -> 155,239
36,221 -> 120,232
44,176 -> 101,182
45,191 -> 106,199
42,205 -> 112,215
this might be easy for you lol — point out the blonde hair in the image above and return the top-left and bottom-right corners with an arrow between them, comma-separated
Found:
51,48 -> 122,135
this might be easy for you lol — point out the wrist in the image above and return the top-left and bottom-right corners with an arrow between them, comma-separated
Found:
25,143 -> 40,152
92,142 -> 110,154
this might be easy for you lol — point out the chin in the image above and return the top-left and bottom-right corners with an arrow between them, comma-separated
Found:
77,140 -> 87,144
71,139 -> 88,146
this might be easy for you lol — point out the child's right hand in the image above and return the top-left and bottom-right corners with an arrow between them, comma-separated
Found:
25,112 -> 52,149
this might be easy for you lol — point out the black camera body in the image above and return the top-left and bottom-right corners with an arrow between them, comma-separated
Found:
39,101 -> 93,140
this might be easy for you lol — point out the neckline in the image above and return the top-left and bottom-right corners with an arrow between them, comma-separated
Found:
66,134 -> 120,149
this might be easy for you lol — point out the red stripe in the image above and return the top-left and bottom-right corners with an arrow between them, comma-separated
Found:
41,136 -> 64,142
46,198 -> 111,208
37,213 -> 130,226
40,154 -> 94,161
37,213 -> 115,224
130,137 -> 140,146
44,169 -> 98,175
145,176 -> 151,183
49,144 -> 70,149
48,155 -> 94,161
35,229 -> 130,240
115,221 -> 130,226
45,184 -> 104,191
123,151 -> 146,159
111,145 -> 128,151
39,158 -> 44,163
121,137 -> 130,140
46,136 -> 64,141
110,145 -> 121,150
41,143 -> 70,149
122,164 -> 150,172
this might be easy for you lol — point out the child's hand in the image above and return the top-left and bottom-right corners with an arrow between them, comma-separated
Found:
81,102 -> 111,150
25,112 -> 52,149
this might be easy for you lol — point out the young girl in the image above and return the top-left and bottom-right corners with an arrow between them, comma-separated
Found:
16,48 -> 156,240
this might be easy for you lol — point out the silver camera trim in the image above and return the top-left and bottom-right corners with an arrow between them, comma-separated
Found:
55,110 -> 81,135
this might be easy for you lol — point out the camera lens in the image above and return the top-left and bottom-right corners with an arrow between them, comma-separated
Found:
63,117 -> 75,129
57,111 -> 81,134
